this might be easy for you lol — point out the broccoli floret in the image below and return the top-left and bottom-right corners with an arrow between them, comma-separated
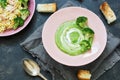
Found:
20,9 -> 30,20
13,16 -> 24,29
76,16 -> 88,28
0,0 -> 7,8
80,40 -> 91,53
18,0 -> 29,9
82,28 -> 94,44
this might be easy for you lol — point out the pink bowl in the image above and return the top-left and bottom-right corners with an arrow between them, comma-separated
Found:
42,7 -> 107,66
0,0 -> 35,37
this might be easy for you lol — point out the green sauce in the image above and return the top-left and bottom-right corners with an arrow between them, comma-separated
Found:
55,16 -> 94,56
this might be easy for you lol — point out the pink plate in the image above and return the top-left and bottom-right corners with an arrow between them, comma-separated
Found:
42,7 -> 107,66
0,0 -> 35,37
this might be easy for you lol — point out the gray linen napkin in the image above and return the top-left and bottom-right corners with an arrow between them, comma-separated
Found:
21,1 -> 120,80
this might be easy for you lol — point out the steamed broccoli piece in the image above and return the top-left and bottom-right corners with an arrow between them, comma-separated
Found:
82,28 -> 94,44
0,0 -> 7,8
80,40 -> 91,53
13,17 -> 24,29
18,0 -> 29,9
20,9 -> 30,20
76,16 -> 88,28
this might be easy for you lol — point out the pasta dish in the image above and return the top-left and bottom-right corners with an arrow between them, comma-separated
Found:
0,0 -> 30,32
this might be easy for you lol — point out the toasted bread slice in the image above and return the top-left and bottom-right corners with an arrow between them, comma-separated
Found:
37,3 -> 57,13
100,2 -> 116,24
77,70 -> 91,80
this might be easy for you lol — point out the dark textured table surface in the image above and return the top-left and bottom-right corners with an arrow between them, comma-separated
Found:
0,0 -> 120,80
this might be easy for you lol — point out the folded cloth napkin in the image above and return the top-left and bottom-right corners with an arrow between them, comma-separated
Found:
21,1 -> 120,80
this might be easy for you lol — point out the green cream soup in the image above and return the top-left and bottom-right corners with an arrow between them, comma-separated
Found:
55,16 -> 94,56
